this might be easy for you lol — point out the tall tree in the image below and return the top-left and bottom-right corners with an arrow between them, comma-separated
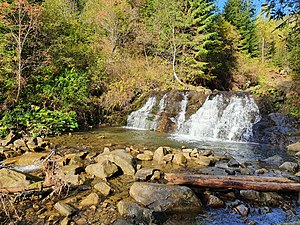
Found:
144,0 -> 218,86
224,0 -> 258,56
0,0 -> 42,102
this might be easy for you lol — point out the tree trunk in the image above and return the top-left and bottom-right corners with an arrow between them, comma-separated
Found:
165,173 -> 300,192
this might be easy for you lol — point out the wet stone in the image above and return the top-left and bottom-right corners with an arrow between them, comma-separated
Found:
234,204 -> 249,217
204,193 -> 224,208
279,162 -> 299,173
255,168 -> 268,174
228,158 -> 240,167
117,200 -> 154,221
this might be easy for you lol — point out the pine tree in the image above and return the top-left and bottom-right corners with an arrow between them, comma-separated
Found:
224,0 -> 258,56
144,0 -> 219,86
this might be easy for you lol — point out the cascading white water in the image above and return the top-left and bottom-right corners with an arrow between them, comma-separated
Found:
176,92 -> 189,131
178,93 -> 261,142
126,96 -> 157,130
152,93 -> 168,129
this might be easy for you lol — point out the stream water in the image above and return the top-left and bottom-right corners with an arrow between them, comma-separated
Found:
48,92 -> 300,224
49,127 -> 300,225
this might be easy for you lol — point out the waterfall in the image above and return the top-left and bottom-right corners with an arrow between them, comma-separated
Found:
126,91 -> 261,142
152,94 -> 168,129
176,92 -> 189,131
178,93 -> 261,142
126,96 -> 157,130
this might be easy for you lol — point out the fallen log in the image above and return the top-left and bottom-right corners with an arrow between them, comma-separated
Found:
165,173 -> 300,192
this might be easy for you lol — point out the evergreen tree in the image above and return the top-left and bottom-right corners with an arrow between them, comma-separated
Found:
224,0 -> 258,56
144,0 -> 219,86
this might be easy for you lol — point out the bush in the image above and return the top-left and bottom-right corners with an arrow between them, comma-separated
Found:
0,105 -> 78,137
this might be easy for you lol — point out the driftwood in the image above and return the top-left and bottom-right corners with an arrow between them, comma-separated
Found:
165,173 -> 300,192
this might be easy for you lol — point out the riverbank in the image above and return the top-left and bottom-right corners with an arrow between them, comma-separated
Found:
1,129 -> 300,224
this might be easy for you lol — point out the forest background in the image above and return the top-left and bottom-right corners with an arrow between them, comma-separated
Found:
0,0 -> 299,137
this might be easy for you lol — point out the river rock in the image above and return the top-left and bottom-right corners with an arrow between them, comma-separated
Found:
54,202 -> 76,217
117,200 -> 154,221
264,155 -> 283,165
279,162 -> 299,173
79,193 -> 99,206
240,190 -> 283,206
2,152 -> 48,166
1,131 -> 17,146
94,181 -> 111,196
287,142 -> 300,152
129,182 -> 202,213
136,153 -> 153,161
95,149 -> 135,176
204,192 -> 224,208
234,204 -> 249,217
162,154 -> 173,164
135,169 -> 154,181
86,160 -> 118,178
57,164 -> 85,185
0,168 -> 30,188
153,147 -> 167,163
172,153 -> 187,166
228,158 -> 240,167
13,139 -> 27,150
255,168 -> 268,174
194,156 -> 211,167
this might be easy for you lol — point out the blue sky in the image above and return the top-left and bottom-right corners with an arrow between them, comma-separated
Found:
216,0 -> 263,13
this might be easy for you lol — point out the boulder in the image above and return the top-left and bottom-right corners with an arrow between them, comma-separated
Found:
153,147 -> 167,163
194,156 -> 211,167
279,162 -> 299,173
162,154 -> 173,164
117,200 -> 154,221
172,153 -> 187,166
2,152 -> 48,166
136,153 -> 153,161
204,193 -> 224,208
85,160 -> 118,179
234,204 -> 249,217
0,168 -> 30,189
129,182 -> 202,213
240,190 -> 283,206
287,142 -> 300,152
95,150 -> 135,176
135,169 -> 154,181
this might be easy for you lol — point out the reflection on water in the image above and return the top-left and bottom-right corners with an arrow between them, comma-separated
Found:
50,127 -> 293,163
